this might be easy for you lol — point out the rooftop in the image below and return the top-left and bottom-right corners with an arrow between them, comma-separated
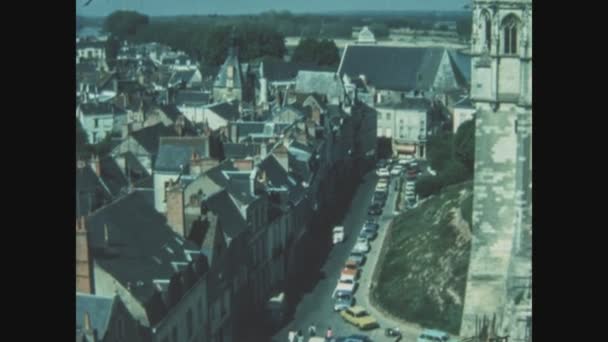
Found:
155,137 -> 210,173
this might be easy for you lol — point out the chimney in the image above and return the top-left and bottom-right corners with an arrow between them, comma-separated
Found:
90,155 -> 101,178
166,183 -> 186,238
190,151 -> 202,176
76,217 -> 93,294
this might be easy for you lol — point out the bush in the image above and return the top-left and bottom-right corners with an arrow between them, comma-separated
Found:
417,175 -> 443,198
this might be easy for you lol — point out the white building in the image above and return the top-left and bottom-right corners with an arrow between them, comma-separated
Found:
376,98 -> 431,158
357,26 -> 376,44
77,102 -> 127,144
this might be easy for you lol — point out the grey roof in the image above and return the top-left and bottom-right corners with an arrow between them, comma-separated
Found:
155,137 -> 210,173
99,156 -> 129,197
338,45 -> 446,91
76,293 -> 115,339
169,70 -> 196,86
376,97 -> 432,111
295,71 -> 344,100
76,165 -> 109,217
85,190 -> 198,307
213,52 -> 243,89
225,172 -> 257,205
207,101 -> 240,121
80,102 -> 126,116
448,50 -> 471,85
453,96 -> 474,109
130,123 -> 176,155
175,90 -> 210,107
234,122 -> 265,137
223,143 -> 260,159
261,60 -> 328,82
259,154 -> 305,203
205,190 -> 247,239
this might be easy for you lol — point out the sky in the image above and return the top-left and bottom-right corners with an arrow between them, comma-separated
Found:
76,0 -> 465,17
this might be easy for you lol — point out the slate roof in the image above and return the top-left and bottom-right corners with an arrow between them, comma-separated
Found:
224,172 -> 257,205
86,190 -> 198,306
123,151 -> 150,176
96,156 -> 129,198
376,97 -> 432,111
207,101 -> 240,121
204,190 -> 247,239
453,96 -> 474,109
130,123 -> 175,155
295,71 -> 344,100
169,70 -> 196,86
76,165 -> 109,217
448,50 -> 471,86
175,90 -> 209,107
214,51 -> 243,89
260,60 -> 329,82
338,45 -> 446,92
259,154 -> 305,203
76,293 -> 115,339
80,102 -> 125,116
155,137 -> 210,173
223,143 -> 260,159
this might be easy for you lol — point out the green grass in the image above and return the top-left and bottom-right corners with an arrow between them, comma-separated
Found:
372,181 -> 473,334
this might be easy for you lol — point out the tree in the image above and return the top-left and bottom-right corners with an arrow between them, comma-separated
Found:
426,131 -> 453,173
291,38 -> 339,67
369,23 -> 389,38
453,119 -> 475,172
103,10 -> 149,39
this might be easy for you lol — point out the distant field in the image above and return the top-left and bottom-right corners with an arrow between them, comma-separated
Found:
285,34 -> 468,50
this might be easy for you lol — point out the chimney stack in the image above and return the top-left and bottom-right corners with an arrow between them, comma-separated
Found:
166,183 -> 186,238
76,217 -> 93,294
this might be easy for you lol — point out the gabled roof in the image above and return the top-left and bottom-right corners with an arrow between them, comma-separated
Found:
376,97 -> 432,111
169,70 -> 197,86
223,143 -> 260,159
155,137 -> 210,173
76,293 -> 115,339
213,52 -> 243,89
175,90 -> 209,107
260,60 -> 327,82
448,50 -> 471,86
205,190 -> 247,239
259,154 -> 305,203
76,165 -> 110,217
99,156 -> 129,197
207,101 -> 240,121
295,71 -> 344,101
86,190 -> 198,306
79,102 -> 125,116
130,123 -> 176,155
224,171 -> 257,205
338,45 -> 446,92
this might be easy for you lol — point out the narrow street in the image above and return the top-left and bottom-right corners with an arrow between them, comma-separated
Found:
270,171 -> 422,342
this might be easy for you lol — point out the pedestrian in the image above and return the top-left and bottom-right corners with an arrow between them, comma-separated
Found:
308,324 -> 316,336
297,330 -> 304,342
326,326 -> 333,340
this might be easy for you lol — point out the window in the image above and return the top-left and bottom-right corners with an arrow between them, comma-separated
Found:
92,132 -> 97,143
503,15 -> 519,54
187,308 -> 193,338
482,11 -> 492,50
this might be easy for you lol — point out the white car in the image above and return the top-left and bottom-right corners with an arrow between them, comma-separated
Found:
390,166 -> 403,176
376,168 -> 390,177
398,155 -> 414,165
334,278 -> 357,296
333,226 -> 345,244
353,237 -> 371,254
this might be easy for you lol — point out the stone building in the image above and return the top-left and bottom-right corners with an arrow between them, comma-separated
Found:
213,31 -> 246,103
460,0 -> 532,340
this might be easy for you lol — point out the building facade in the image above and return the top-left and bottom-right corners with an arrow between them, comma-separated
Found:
460,0 -> 532,340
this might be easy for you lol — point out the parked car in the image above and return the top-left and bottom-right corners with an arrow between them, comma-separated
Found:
340,264 -> 359,282
340,306 -> 379,330
417,329 -> 458,342
376,168 -> 390,177
333,226 -> 345,244
368,203 -> 383,216
363,222 -> 379,231
334,278 -> 357,295
336,335 -> 373,342
333,290 -> 355,311
359,226 -> 377,241
390,165 -> 403,176
353,237 -> 371,253
348,252 -> 366,266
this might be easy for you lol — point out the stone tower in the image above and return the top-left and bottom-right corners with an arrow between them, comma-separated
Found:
460,0 -> 532,340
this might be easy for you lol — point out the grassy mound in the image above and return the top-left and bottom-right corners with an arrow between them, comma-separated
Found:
372,181 -> 473,334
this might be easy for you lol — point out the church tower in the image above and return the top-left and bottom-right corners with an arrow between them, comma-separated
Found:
213,27 -> 245,103
460,0 -> 532,340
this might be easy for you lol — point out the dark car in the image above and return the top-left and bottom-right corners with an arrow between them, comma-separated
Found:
368,204 -> 382,216
348,252 -> 366,266
364,222 -> 379,231
359,227 -> 377,241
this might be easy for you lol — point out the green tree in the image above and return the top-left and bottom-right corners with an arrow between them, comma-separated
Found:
427,131 -> 453,173
369,23 -> 389,38
103,10 -> 149,39
453,119 -> 475,172
291,37 -> 319,64
316,39 -> 340,66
